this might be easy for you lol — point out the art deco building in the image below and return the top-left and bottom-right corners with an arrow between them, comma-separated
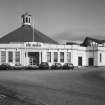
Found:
0,13 -> 105,66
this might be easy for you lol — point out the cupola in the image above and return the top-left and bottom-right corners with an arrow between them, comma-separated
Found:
21,13 -> 32,26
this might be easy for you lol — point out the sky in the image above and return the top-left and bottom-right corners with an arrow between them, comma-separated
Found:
0,0 -> 105,40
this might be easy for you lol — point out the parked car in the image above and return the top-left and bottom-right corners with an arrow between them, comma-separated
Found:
12,63 -> 25,70
63,63 -> 74,70
39,62 -> 49,70
0,63 -> 12,70
25,65 -> 39,70
51,63 -> 62,70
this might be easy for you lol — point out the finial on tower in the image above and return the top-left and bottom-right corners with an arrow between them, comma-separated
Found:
21,13 -> 32,26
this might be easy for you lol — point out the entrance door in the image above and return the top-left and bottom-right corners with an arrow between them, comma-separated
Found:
88,58 -> 94,66
28,52 -> 39,65
78,57 -> 82,66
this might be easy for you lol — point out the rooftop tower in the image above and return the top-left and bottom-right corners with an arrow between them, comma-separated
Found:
21,13 -> 32,26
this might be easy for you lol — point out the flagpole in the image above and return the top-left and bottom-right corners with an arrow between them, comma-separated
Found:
33,16 -> 34,42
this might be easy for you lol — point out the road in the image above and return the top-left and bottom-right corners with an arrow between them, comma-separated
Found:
0,68 -> 105,105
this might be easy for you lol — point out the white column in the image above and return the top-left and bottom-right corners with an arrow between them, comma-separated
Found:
20,50 -> 25,66
58,52 -> 60,63
42,51 -> 47,62
0,51 -> 1,65
51,52 -> 53,63
64,51 -> 67,63
39,51 -> 41,64
13,51 -> 15,66
6,51 -> 8,64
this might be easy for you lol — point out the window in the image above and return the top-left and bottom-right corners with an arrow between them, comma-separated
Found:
26,17 -> 28,23
1,51 -> 6,64
23,18 -> 25,23
67,52 -> 71,62
54,52 -> 58,62
100,53 -> 102,63
47,52 -> 51,62
60,52 -> 64,62
15,51 -> 20,63
78,57 -> 82,66
8,51 -> 13,63
29,18 -> 31,23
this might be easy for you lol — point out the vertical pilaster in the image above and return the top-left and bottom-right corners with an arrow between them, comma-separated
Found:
6,51 -> 8,64
58,51 -> 60,63
64,51 -> 67,63
13,51 -> 15,66
39,51 -> 42,64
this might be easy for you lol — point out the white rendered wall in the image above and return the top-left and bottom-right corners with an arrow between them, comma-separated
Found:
97,47 -> 105,66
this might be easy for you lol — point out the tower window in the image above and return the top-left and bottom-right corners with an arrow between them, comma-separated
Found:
26,17 -> 28,23
29,18 -> 31,23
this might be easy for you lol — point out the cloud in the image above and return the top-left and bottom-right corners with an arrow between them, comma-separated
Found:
51,31 -> 105,43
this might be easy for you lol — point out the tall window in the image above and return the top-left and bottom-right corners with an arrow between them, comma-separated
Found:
1,51 -> 6,64
47,52 -> 51,62
8,51 -> 13,63
100,53 -> 102,63
54,52 -> 58,62
60,52 -> 64,62
67,52 -> 71,63
78,57 -> 82,66
15,51 -> 20,63
26,17 -> 28,23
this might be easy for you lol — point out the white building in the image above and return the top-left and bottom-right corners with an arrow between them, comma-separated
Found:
0,13 -> 104,67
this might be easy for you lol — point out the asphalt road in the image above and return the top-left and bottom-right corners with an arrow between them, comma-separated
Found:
0,68 -> 105,105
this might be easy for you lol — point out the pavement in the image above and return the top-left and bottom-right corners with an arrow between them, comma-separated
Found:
0,67 -> 105,105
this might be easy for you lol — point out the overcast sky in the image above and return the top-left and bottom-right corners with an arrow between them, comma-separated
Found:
0,0 -> 105,39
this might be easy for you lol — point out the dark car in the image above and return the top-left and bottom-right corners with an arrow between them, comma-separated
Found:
25,65 -> 39,70
0,63 -> 12,70
39,62 -> 49,70
63,63 -> 74,70
51,63 -> 62,70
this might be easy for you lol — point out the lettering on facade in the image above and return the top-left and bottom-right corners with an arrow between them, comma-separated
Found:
25,43 -> 42,47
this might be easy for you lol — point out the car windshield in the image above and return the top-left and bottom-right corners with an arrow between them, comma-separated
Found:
68,63 -> 72,66
56,63 -> 61,66
64,63 -> 68,66
42,62 -> 47,65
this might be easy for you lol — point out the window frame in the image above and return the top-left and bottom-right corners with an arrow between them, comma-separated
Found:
8,51 -> 13,63
1,51 -> 6,64
47,52 -> 51,62
60,52 -> 64,62
54,52 -> 58,62
15,51 -> 20,64
67,52 -> 71,63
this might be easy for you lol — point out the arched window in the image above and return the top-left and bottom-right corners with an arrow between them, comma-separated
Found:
26,17 -> 28,23
29,18 -> 31,23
